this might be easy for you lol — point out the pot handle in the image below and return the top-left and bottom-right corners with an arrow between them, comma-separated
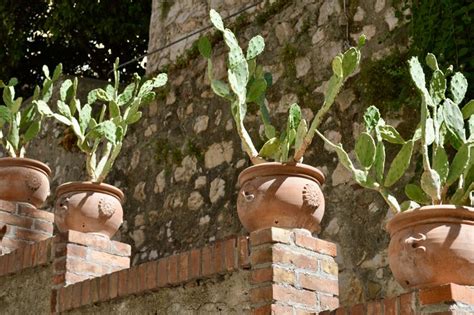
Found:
404,233 -> 426,253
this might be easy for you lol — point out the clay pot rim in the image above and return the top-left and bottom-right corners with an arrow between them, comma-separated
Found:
386,204 -> 474,236
238,162 -> 325,186
56,181 -> 125,203
0,157 -> 51,177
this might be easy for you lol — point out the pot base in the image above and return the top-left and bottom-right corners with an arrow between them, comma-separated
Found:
237,163 -> 325,233
55,182 -> 124,239
387,205 -> 474,288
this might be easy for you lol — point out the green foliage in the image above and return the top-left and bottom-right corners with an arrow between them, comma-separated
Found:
41,58 -> 167,182
318,54 -> 474,213
0,1 -> 151,97
410,0 -> 473,101
0,64 -> 62,157
201,9 -> 364,164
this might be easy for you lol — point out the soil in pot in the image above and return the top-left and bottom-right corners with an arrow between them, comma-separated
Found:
387,205 -> 474,288
0,157 -> 51,207
237,162 -> 325,233
55,182 -> 124,239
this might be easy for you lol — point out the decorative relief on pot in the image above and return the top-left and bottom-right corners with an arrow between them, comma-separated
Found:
404,233 -> 427,253
98,197 -> 115,218
302,182 -> 320,212
25,172 -> 41,191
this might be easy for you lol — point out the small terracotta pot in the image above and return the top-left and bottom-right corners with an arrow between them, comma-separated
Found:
237,162 -> 325,233
55,182 -> 124,239
387,205 -> 474,288
0,157 -> 51,207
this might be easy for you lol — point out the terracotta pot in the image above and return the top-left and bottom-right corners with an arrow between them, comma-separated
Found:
0,157 -> 51,207
387,205 -> 474,288
55,182 -> 124,239
237,162 -> 325,233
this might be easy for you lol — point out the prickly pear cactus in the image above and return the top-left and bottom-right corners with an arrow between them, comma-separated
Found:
318,53 -> 474,213
200,9 -> 364,164
39,58 -> 167,182
0,64 -> 62,157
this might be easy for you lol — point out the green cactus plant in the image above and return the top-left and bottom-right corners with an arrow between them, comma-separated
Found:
317,53 -> 474,214
37,58 -> 167,182
199,9 -> 364,164
0,64 -> 62,157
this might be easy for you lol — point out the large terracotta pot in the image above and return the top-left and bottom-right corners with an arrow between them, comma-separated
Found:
387,205 -> 474,288
55,182 -> 124,239
0,157 -> 51,207
237,162 -> 325,233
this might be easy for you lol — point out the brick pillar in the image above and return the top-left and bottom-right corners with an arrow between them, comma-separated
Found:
52,230 -> 131,287
0,200 -> 54,253
249,227 -> 339,314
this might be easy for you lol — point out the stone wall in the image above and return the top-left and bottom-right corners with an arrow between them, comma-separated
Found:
21,0 -> 416,307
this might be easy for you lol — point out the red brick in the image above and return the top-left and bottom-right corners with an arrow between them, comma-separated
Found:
294,307 -> 318,315
138,263 -> 147,292
178,252 -> 189,282
0,200 -> 17,212
224,238 -> 236,271
419,283 -> 474,306
168,254 -> 179,283
384,297 -> 397,315
36,238 -> 52,265
99,274 -> 109,301
32,219 -> 53,234
251,267 -> 273,284
109,271 -> 118,299
273,246 -> 318,270
118,269 -> 128,297
127,266 -> 139,295
157,258 -> 167,286
214,241 -> 225,273
238,236 -> 250,268
71,282 -> 82,309
189,249 -> 201,279
250,227 -> 292,246
319,311 -> 331,315
249,285 -> 273,304
66,243 -> 88,258
17,204 -> 54,221
273,267 -> 296,285
299,274 -> 338,295
54,258 -> 67,273
351,304 -> 365,315
399,293 -> 414,315
367,301 -> 382,315
65,273 -> 91,285
66,230 -> 110,252
110,240 -> 132,256
252,304 -> 293,315
50,289 -> 58,313
273,284 -> 316,306
1,237 -> 31,253
0,255 -> 7,276
21,244 -> 32,269
88,248 -> 130,268
90,277 -> 100,303
294,232 -> 337,257
201,246 -> 214,276
52,274 -> 66,287
0,211 -> 33,228
7,249 -> 20,274
250,246 -> 272,265
146,261 -> 158,290
335,307 -> 348,315
66,257 -> 106,275
58,286 -> 72,312
13,227 -> 49,242
81,279 -> 91,306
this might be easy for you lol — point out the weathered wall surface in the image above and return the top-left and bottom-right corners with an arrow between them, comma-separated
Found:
22,0 -> 416,307
0,264 -> 52,314
67,271 -> 250,314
